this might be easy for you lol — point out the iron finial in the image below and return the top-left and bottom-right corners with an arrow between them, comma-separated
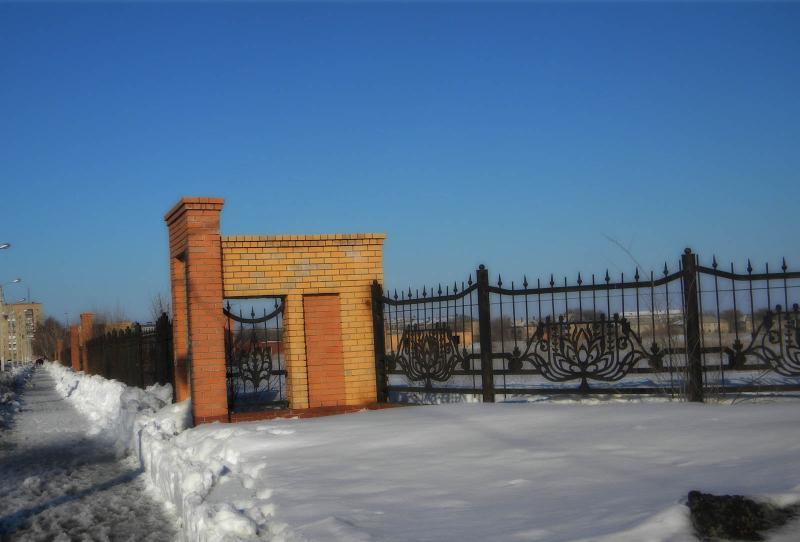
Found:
523,275 -> 528,288
497,275 -> 503,287
577,272 -> 583,286
782,257 -> 788,272
712,255 -> 718,269
747,259 -> 753,274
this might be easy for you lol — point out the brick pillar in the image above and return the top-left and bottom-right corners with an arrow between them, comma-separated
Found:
70,325 -> 80,371
55,338 -> 63,363
79,313 -> 94,373
165,197 -> 227,423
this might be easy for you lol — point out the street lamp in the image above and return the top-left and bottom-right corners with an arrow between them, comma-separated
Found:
0,243 -> 10,250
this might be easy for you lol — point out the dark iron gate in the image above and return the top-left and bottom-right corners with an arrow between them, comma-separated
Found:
372,249 -> 800,403
224,297 -> 287,411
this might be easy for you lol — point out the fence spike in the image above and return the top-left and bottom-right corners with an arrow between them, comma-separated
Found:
437,284 -> 442,296
497,274 -> 503,287
523,275 -> 528,288
549,274 -> 555,287
747,259 -> 753,274
394,289 -> 398,300
712,255 -> 718,269
634,268 -> 640,281
663,262 -> 669,276
468,274 -> 473,286
782,257 -> 788,272
577,272 -> 583,286
453,281 -> 458,293
422,287 -> 426,298
604,269 -> 610,283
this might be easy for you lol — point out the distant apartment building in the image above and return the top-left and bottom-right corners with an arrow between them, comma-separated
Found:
0,294 -> 43,361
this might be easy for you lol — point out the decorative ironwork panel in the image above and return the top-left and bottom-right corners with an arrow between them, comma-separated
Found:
508,315 -> 664,391
386,323 -> 469,389
224,298 -> 286,410
726,305 -> 800,376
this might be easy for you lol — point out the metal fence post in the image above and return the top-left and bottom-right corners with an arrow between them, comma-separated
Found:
476,265 -> 495,403
371,280 -> 388,403
681,248 -> 704,402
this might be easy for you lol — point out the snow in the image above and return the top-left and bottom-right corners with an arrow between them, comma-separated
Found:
0,367 -> 178,540
8,363 -> 800,541
168,400 -> 800,542
0,363 -> 33,420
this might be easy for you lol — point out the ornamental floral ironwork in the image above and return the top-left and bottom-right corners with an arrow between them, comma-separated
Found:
386,323 -> 469,389
508,314 -> 664,391
224,300 -> 285,408
726,305 -> 800,376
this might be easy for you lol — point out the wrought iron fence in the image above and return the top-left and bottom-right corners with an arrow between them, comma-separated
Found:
84,312 -> 174,390
372,249 -> 800,403
224,297 -> 286,411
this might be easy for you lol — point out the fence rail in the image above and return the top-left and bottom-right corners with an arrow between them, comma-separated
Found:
84,312 -> 174,390
372,248 -> 800,403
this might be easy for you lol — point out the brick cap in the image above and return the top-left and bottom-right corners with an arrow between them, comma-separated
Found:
165,197 -> 225,224
222,233 -> 387,242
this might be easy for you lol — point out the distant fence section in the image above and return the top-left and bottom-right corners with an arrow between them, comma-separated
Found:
372,249 -> 800,403
83,313 -> 175,390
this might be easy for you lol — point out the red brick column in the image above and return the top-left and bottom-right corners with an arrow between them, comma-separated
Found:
80,313 -> 94,373
165,197 -> 228,423
70,325 -> 80,371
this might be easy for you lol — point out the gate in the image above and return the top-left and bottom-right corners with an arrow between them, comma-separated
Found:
224,297 -> 287,411
372,249 -> 800,403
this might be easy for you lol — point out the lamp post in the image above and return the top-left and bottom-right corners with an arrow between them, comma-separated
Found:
0,243 -> 10,250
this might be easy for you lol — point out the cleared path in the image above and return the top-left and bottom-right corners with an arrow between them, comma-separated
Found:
0,369 -> 178,541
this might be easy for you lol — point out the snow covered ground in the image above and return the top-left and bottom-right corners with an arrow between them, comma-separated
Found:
0,368 -> 178,540
6,363 -> 800,541
177,399 -> 800,542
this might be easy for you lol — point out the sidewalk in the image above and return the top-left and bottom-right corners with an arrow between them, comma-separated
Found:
0,369 -> 178,541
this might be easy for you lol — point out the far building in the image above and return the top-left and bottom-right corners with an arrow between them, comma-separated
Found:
0,288 -> 43,362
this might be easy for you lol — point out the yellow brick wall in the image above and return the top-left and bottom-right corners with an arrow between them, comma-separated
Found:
221,234 -> 385,409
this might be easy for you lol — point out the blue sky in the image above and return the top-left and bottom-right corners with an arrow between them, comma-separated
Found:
1,2 -> 798,322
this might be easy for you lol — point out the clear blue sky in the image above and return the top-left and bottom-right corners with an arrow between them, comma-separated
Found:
1,2 -> 798,323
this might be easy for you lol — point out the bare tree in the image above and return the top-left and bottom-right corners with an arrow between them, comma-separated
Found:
150,292 -> 171,323
32,316 -> 65,360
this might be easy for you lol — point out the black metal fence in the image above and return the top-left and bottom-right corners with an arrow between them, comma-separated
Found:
224,297 -> 287,412
84,313 -> 174,390
372,249 -> 800,403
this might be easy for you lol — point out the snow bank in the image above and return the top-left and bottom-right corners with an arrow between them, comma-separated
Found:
45,362 -> 177,455
0,363 -> 33,419
44,363 -> 279,541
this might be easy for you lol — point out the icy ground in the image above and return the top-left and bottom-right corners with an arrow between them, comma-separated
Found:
0,369 -> 178,541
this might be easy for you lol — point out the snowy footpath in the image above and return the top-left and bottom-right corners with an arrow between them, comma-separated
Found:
0,369 -> 178,540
